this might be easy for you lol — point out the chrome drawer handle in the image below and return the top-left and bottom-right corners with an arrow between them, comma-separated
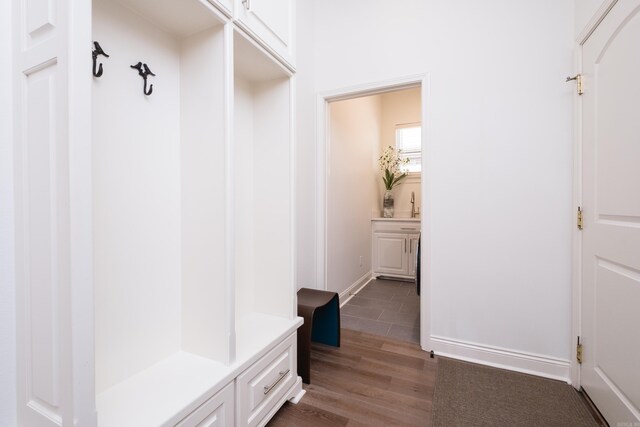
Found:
263,369 -> 290,395
401,227 -> 417,230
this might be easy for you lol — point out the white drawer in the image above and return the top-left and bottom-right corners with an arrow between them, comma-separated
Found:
176,382 -> 234,427
236,333 -> 296,427
372,220 -> 420,234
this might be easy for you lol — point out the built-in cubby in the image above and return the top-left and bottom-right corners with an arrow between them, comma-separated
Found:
92,0 -> 232,424
232,31 -> 298,365
11,0 -> 300,424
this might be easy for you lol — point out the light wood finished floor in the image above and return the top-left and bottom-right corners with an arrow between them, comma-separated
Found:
267,328 -> 436,426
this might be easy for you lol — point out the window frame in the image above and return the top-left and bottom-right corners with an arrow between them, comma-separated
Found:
395,122 -> 422,180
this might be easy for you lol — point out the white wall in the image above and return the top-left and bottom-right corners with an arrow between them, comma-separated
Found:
0,0 -> 16,423
327,96 -> 381,297
93,0 -> 182,393
298,0 -> 575,375
295,0 -> 317,289
378,87 -> 421,217
234,76 -> 256,320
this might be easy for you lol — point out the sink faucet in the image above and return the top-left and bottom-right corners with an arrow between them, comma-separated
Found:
411,192 -> 420,218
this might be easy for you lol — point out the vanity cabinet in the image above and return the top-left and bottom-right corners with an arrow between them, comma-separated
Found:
372,220 -> 420,280
10,0 -> 301,425
234,0 -> 295,68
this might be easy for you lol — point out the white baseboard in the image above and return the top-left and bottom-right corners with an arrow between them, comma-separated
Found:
339,272 -> 373,307
430,335 -> 572,383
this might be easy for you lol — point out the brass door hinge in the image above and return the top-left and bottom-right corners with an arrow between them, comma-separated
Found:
577,336 -> 583,364
577,207 -> 584,230
566,74 -> 584,95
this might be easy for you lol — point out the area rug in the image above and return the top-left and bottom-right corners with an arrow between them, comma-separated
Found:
432,357 -> 599,427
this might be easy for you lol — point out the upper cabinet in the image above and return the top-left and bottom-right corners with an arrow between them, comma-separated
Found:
234,0 -> 295,69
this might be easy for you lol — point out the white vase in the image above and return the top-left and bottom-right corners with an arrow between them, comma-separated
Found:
383,190 -> 394,218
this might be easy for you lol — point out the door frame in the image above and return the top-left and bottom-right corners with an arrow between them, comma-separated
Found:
570,0 -> 619,389
315,74 -> 432,351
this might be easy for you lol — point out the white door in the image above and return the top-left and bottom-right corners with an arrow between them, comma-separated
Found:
373,233 -> 408,276
581,0 -> 640,424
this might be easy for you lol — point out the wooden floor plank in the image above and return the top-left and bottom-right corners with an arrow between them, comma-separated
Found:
267,328 -> 435,427
269,401 -> 349,427
269,328 -> 602,427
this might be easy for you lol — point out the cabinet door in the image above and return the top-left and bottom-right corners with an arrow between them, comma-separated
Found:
408,236 -> 420,278
236,333 -> 296,427
373,233 -> 409,276
176,382 -> 234,427
234,0 -> 295,67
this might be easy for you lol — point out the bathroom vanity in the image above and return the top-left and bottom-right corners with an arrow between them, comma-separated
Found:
371,218 -> 421,280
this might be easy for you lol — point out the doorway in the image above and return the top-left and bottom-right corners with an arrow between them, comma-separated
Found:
315,75 -> 431,350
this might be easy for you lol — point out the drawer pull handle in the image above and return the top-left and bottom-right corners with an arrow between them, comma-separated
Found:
400,227 -> 417,230
263,369 -> 290,395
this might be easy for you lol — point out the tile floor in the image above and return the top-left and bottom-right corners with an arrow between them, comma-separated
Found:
341,278 -> 420,343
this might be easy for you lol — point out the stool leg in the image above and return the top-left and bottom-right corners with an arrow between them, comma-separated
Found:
297,307 -> 313,384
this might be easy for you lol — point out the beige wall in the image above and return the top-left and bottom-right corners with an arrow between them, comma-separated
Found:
327,95 -> 381,296
377,87 -> 422,218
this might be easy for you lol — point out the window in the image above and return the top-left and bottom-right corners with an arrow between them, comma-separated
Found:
396,123 -> 422,173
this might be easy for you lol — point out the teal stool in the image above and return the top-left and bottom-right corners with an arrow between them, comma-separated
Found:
297,288 -> 341,384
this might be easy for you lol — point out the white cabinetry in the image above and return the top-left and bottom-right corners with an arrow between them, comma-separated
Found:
175,382 -> 234,427
372,220 -> 420,280
234,0 -> 295,68
11,0 -> 300,425
373,233 -> 409,276
236,333 -> 297,426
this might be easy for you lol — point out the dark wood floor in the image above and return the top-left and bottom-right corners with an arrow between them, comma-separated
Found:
268,328 -> 436,426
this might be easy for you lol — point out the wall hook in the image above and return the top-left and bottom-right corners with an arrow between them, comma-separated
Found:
130,62 -> 156,96
92,41 -> 109,78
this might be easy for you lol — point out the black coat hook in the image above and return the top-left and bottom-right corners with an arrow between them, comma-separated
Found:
131,62 -> 156,96
92,41 -> 109,78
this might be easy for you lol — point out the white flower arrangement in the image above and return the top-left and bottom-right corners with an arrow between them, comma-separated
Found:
378,145 -> 410,190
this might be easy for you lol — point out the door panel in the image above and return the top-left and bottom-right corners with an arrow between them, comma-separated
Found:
594,262 -> 640,409
373,233 -> 408,276
15,0 -> 70,424
581,0 -> 640,424
14,0 -> 95,424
